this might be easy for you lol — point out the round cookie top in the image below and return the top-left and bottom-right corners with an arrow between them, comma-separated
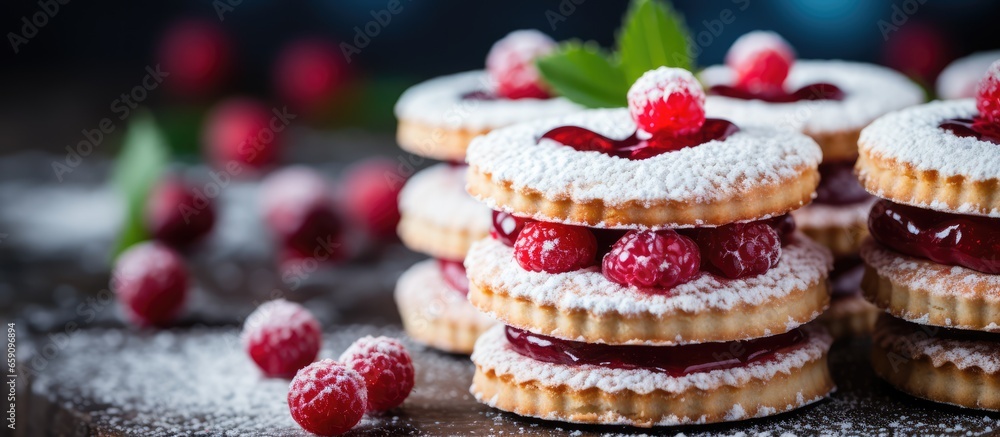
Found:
394,70 -> 581,133
858,99 -> 1000,217
465,107 -> 822,229
398,163 -> 491,236
937,50 -> 1000,100
701,60 -> 924,136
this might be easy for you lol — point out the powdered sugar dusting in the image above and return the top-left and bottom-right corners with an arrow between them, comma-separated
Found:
240,299 -> 320,350
398,164 -> 491,236
701,60 -> 924,134
938,50 -> 1000,99
395,259 -> 496,328
861,240 -> 1000,301
792,197 -> 875,229
471,323 -> 832,395
860,100 -> 1000,206
626,67 -> 705,129
875,317 -> 1000,374
394,71 -> 581,130
466,108 -> 821,211
465,235 -> 831,322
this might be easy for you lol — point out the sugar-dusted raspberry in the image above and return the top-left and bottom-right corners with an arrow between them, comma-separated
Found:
288,359 -> 367,436
976,60 -> 1000,123
693,222 -> 782,279
601,230 -> 701,291
260,166 -> 346,260
514,222 -> 596,273
486,29 -> 557,99
145,175 -> 215,248
339,336 -> 415,412
438,258 -> 470,295
490,210 -> 533,247
241,299 -> 322,378
342,158 -> 407,240
726,31 -> 795,94
111,242 -> 188,327
203,97 -> 281,171
627,67 -> 706,135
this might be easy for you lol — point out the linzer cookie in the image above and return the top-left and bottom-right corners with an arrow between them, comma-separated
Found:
465,67 -> 834,426
397,163 -> 491,261
860,62 -> 1000,411
394,30 -> 581,161
701,31 -> 923,337
937,50 -> 1000,100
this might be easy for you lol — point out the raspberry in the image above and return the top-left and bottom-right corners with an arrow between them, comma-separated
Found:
342,158 -> 407,240
145,176 -> 215,248
976,60 -> 1000,124
274,38 -> 350,114
111,242 -> 188,327
241,299 -> 322,378
157,19 -> 231,97
438,259 -> 469,295
203,97 -> 281,171
288,359 -> 367,436
491,210 -> 533,247
693,222 -> 782,279
486,29 -> 557,99
339,336 -> 415,412
627,67 -> 706,135
601,230 -> 701,291
726,31 -> 795,94
763,214 -> 796,244
260,167 -> 346,260
514,222 -> 596,273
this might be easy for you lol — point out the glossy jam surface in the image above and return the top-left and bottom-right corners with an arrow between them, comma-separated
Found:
538,118 -> 739,160
460,90 -> 497,101
869,200 -> 1000,274
708,82 -> 844,103
814,161 -> 871,205
437,259 -> 469,295
939,117 -> 1000,145
506,326 -> 807,376
830,256 -> 864,297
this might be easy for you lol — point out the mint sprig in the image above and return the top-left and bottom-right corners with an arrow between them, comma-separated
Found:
538,0 -> 693,108
110,112 -> 171,259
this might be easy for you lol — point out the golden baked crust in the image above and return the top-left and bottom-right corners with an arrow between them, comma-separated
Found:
798,220 -> 869,258
396,119 -> 488,162
856,149 -> 1000,218
471,329 -> 835,427
466,165 -> 819,229
872,316 -> 1000,411
397,212 -> 488,261
807,127 -> 861,163
395,260 -> 495,354
818,293 -> 879,339
860,240 -> 1000,333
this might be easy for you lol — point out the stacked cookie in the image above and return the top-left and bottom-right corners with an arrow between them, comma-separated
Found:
858,63 -> 1000,411
392,30 -> 580,353
700,32 -> 925,337
465,68 -> 835,426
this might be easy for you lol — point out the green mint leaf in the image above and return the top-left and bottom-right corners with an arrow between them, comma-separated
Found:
617,0 -> 693,85
537,41 -> 627,108
110,111 -> 171,259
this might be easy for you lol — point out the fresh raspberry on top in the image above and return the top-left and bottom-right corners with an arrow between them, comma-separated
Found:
692,222 -> 782,279
491,210 -> 533,247
111,242 -> 189,327
726,31 -> 795,94
486,29 -> 557,99
288,359 -> 367,436
514,222 -> 597,273
627,67 -> 706,135
976,60 -> 1000,123
339,336 -> 415,412
241,299 -> 322,378
145,175 -> 215,248
602,230 -> 701,291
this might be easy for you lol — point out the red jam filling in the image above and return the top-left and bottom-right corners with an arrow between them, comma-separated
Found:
538,118 -> 739,160
437,259 -> 469,295
868,200 -> 1000,274
830,256 -> 864,297
460,90 -> 498,101
814,161 -> 870,206
708,82 -> 844,103
939,117 -> 1000,145
505,326 -> 808,376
